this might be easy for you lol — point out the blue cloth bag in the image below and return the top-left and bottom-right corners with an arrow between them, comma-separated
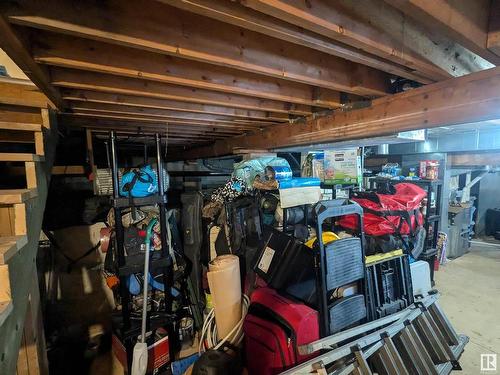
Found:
119,165 -> 158,197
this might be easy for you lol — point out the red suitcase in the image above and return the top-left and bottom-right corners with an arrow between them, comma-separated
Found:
243,287 -> 319,375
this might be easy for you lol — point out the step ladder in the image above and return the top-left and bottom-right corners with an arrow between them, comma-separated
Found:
282,294 -> 468,375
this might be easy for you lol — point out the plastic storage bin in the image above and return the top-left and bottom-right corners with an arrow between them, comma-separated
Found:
410,260 -> 432,297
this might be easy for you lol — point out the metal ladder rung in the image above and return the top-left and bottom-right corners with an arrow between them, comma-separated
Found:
414,313 -> 452,363
397,324 -> 439,375
372,336 -> 409,375
428,303 -> 460,346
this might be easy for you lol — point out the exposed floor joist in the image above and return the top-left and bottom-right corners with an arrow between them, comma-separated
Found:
31,31 -> 344,109
240,0 -> 491,79
385,0 -> 500,65
50,68 -> 312,116
60,90 -> 291,122
159,0 -> 433,84
182,67 -> 500,159
4,0 -> 391,96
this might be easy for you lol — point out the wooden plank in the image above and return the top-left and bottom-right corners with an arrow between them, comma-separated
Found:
0,15 -> 61,109
13,203 -> 26,236
69,102 -> 284,125
488,0 -> 500,56
61,89 -> 290,122
58,116 -> 252,135
0,189 -> 37,204
4,0 -> 391,96
0,78 -> 50,108
0,153 -> 44,162
25,162 -> 37,189
0,105 -> 42,125
0,121 -> 41,132
449,152 -> 500,167
182,67 -> 500,159
386,0 -> 499,65
0,235 -> 28,264
241,0 -> 489,79
63,112 -> 274,130
50,68 -> 312,116
34,132 -> 44,156
160,0 -> 433,84
33,32 -> 343,108
51,165 -> 86,175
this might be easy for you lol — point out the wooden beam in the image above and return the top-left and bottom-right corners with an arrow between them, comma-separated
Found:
50,68 -> 312,116
58,116 -> 253,133
61,90 -> 290,122
32,32 -> 343,109
64,112 -> 270,130
182,67 -> 500,159
69,102 -> 283,125
0,77 -> 50,108
488,0 -> 500,56
385,0 -> 500,65
0,14 -> 62,108
449,152 -> 500,167
4,0 -> 391,96
160,0 -> 433,84
241,0 -> 490,79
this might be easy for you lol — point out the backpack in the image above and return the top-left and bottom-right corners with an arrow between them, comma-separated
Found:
119,165 -> 158,198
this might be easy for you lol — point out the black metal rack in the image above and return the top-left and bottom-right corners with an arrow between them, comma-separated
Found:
109,131 -> 175,372
368,177 -> 443,284
408,179 -> 443,285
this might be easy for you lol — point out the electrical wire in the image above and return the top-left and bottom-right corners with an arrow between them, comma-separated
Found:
198,294 -> 250,354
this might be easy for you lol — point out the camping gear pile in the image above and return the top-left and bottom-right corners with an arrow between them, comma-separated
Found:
104,152 -> 466,375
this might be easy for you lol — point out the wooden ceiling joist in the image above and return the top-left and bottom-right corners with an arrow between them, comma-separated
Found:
5,0 -> 391,96
160,0 -> 433,84
32,32 -> 343,109
182,67 -> 500,160
60,90 -> 290,122
50,68 -> 312,116
385,0 -> 500,65
63,112 -> 267,131
0,14 -> 61,108
68,103 -> 282,127
240,0 -> 489,79
488,0 -> 500,57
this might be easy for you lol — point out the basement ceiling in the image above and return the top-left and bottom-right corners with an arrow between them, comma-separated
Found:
1,0 -> 499,154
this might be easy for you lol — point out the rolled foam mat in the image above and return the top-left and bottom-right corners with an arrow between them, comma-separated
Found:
207,255 -> 242,340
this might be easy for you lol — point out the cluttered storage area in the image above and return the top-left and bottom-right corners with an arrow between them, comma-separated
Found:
2,1 -> 500,375
44,135 -> 472,375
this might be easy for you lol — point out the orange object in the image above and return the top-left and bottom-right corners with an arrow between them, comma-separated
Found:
106,275 -> 120,290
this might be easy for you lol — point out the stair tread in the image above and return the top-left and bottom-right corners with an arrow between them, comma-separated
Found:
0,153 -> 44,162
0,121 -> 42,132
0,188 -> 38,204
0,300 -> 13,327
0,235 -> 27,264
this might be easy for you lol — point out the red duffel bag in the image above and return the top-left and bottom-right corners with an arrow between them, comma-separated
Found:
339,182 -> 426,237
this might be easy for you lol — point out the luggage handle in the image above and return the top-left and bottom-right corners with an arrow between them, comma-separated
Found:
314,199 -> 363,223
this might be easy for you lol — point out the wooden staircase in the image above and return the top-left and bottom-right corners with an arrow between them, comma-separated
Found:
0,78 -> 57,375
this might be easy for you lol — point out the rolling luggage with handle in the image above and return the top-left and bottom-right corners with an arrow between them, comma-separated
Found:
243,287 -> 319,375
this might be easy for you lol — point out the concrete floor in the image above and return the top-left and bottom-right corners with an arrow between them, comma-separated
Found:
435,244 -> 500,374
